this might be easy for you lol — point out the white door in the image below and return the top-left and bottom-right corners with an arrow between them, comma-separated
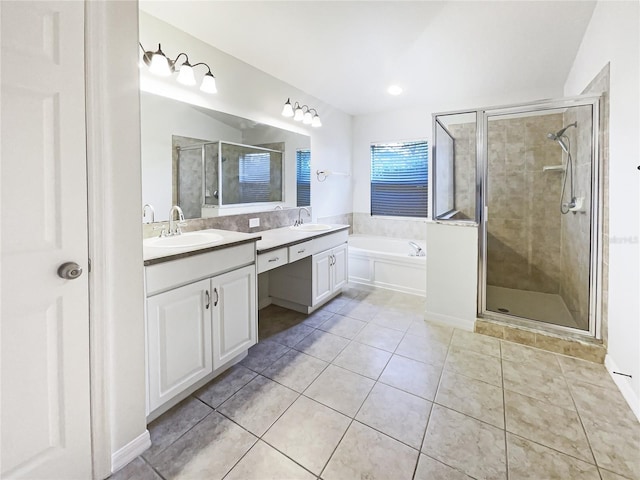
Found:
312,250 -> 333,305
1,1 -> 92,479
332,244 -> 348,292
147,279 -> 213,413
212,265 -> 256,369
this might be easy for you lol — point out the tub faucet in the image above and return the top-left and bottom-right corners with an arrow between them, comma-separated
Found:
408,241 -> 425,257
168,205 -> 185,236
296,207 -> 311,226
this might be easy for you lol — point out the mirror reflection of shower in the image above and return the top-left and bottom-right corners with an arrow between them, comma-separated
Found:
547,121 -> 577,214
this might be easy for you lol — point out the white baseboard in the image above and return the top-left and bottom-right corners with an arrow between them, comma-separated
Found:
605,354 -> 640,422
111,430 -> 151,474
424,310 -> 475,331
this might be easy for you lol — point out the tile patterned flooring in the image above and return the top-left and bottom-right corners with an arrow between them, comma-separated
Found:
112,284 -> 640,480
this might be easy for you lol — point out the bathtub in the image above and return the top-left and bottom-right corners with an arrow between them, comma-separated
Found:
348,234 -> 426,296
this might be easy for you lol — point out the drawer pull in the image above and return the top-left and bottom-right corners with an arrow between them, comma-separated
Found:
268,257 -> 280,263
297,249 -> 305,254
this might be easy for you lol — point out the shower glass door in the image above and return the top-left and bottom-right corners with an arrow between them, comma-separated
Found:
482,98 -> 600,335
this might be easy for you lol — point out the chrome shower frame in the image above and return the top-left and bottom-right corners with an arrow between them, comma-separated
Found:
433,94 -> 602,340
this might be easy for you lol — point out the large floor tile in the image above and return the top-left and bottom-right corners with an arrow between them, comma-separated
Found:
581,413 -> 640,479
422,405 -> 507,480
451,329 -> 501,357
304,364 -> 374,417
558,355 -> 616,389
338,299 -> 381,321
194,364 -> 257,408
240,340 -> 290,373
143,397 -> 212,463
445,346 -> 503,387
355,382 -> 431,449
379,354 -> 442,400
507,433 -> 600,479
501,341 -> 562,372
322,421 -> 418,480
268,322 -> 315,348
263,396 -> 350,475
332,341 -> 391,379
413,454 -> 474,480
406,320 -> 453,344
292,329 -> 349,362
436,370 -> 504,428
502,358 -> 575,409
395,333 -> 449,367
599,468 -> 634,480
504,390 -> 593,463
225,440 -> 315,480
300,308 -> 334,328
261,349 -> 327,392
217,376 -> 298,436
370,308 -> 418,331
149,411 -> 256,480
317,313 -> 366,339
390,292 -> 426,312
353,322 -> 404,352
322,295 -> 353,313
569,379 -> 636,424
109,457 -> 162,480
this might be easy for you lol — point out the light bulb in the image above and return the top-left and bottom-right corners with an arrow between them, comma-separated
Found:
312,114 -> 322,127
293,106 -> 304,121
149,52 -> 171,76
200,72 -> 217,94
282,99 -> 294,117
176,63 -> 196,86
303,110 -> 313,124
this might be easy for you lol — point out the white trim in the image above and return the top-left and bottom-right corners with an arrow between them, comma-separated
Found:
110,431 -> 151,475
605,354 -> 640,422
84,1 -> 111,478
424,311 -> 475,332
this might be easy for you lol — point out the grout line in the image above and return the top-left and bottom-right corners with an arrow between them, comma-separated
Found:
140,454 -> 168,480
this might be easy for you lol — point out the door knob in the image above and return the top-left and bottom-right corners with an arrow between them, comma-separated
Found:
58,262 -> 83,280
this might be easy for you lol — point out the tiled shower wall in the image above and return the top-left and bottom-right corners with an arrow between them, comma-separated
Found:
485,114 -> 565,294
445,123 -> 476,220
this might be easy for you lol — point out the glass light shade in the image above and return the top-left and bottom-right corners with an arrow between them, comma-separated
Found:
282,99 -> 294,117
176,64 -> 196,86
303,110 -> 313,124
149,52 -> 171,76
293,106 -> 304,121
311,114 -> 322,127
200,72 -> 217,94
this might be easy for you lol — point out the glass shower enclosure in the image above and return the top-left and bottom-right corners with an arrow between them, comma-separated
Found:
433,96 -> 602,338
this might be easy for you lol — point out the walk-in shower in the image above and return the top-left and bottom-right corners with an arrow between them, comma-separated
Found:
433,96 -> 601,338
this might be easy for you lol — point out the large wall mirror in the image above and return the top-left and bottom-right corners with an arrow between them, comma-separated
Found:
141,92 -> 311,221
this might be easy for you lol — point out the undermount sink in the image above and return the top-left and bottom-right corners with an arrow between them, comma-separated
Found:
144,231 -> 224,248
289,223 -> 332,232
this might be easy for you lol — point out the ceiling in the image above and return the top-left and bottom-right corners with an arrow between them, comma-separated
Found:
139,1 -> 596,116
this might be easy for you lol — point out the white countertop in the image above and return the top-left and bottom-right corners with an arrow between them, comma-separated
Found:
256,224 -> 350,253
143,228 -> 261,265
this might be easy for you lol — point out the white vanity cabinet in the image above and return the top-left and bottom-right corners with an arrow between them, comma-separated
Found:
268,230 -> 349,313
312,244 -> 348,305
144,243 -> 257,417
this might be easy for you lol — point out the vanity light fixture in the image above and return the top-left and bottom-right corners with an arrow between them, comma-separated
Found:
281,98 -> 322,127
140,42 -> 217,94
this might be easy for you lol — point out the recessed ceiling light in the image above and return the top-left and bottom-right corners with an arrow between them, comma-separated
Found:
387,85 -> 403,96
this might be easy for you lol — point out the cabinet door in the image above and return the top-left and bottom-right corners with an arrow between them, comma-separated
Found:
212,265 -> 257,369
312,249 -> 333,305
332,243 -> 349,292
147,279 -> 212,412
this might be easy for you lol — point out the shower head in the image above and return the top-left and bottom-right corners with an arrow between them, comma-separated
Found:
547,122 -> 577,141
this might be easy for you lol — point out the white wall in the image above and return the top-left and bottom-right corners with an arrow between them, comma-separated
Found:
564,0 -> 640,414
139,12 -> 353,222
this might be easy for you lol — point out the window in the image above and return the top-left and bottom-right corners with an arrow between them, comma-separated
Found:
370,140 -> 428,217
239,152 -> 271,203
296,149 -> 311,206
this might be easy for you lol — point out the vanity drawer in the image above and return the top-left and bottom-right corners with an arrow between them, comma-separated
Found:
312,230 -> 349,254
288,240 -> 313,263
257,248 -> 288,273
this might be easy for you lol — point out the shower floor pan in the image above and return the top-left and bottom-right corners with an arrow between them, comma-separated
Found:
486,285 -> 579,329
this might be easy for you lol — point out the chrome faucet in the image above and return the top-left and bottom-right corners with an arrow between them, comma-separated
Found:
273,205 -> 283,210
408,241 -> 425,257
295,207 -> 311,226
168,205 -> 185,236
142,203 -> 155,224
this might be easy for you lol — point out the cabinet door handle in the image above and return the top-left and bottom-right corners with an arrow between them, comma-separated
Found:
213,287 -> 219,307
268,257 -> 279,263
205,290 -> 210,309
